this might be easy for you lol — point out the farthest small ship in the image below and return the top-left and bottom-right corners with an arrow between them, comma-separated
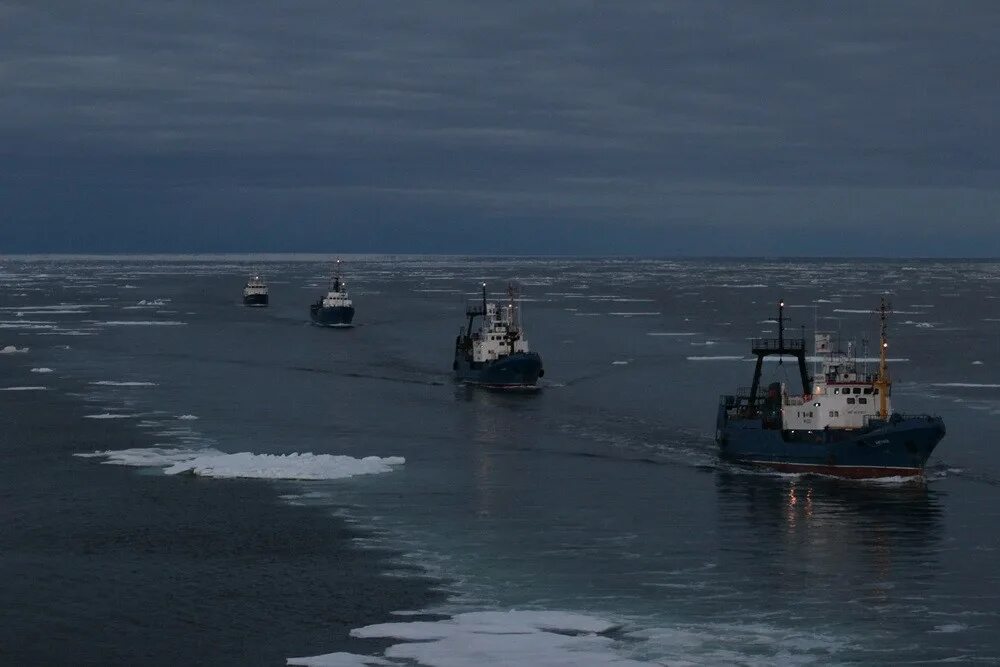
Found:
716,298 -> 945,478
242,273 -> 269,306
453,283 -> 544,389
310,261 -> 355,327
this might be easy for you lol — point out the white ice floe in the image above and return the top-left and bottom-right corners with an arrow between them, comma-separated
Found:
30,367 -> 54,373
99,320 -> 186,326
289,611 -> 647,667
972,361 -> 984,365
84,413 -> 139,419
286,653 -> 393,666
929,623 -> 967,634
0,345 -> 29,354
688,355 -> 744,361
0,323 -> 57,330
607,312 -> 661,317
0,386 -> 48,391
90,380 -> 158,387
76,447 -> 405,481
611,360 -> 629,365
289,610 -> 841,667
176,414 -> 199,420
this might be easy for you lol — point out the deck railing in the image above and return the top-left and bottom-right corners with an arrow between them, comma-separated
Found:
750,337 -> 805,352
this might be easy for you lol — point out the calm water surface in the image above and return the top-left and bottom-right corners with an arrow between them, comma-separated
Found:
1,256 -> 998,665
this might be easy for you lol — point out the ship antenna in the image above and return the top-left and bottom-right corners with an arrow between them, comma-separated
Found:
482,282 -> 487,315
875,297 -> 892,419
777,299 -> 785,366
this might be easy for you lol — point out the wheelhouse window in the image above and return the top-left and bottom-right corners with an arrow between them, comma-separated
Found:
858,398 -> 868,404
846,397 -> 856,404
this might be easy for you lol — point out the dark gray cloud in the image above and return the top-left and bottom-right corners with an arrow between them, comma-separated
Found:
1,1 -> 998,254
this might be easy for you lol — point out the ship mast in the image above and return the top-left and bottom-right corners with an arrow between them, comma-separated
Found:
874,297 -> 892,419
331,259 -> 342,292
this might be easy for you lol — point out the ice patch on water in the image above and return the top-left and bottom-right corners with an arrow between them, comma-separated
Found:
30,367 -> 53,373
84,413 -> 138,419
177,414 -> 199,420
90,380 -> 158,387
290,610 -> 847,666
76,447 -> 405,480
99,320 -> 186,326
611,360 -> 629,365
0,345 -> 29,354
608,312 -> 660,317
972,361 -> 984,365
0,385 -> 48,391
290,611 -> 642,667
287,653 -> 393,666
929,623 -> 967,634
688,355 -> 744,361
124,299 -> 169,308
932,383 -> 1000,388
647,332 -> 698,337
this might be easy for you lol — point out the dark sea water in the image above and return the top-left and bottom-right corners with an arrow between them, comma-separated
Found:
1,255 -> 999,665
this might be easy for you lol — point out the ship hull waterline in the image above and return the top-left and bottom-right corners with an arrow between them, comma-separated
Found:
454,351 -> 544,390
243,294 -> 269,307
310,304 -> 355,328
716,408 -> 946,479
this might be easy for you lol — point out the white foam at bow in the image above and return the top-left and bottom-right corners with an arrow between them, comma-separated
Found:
76,447 -> 405,480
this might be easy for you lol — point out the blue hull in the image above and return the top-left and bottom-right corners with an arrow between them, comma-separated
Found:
243,294 -> 268,307
454,351 -> 543,389
310,304 -> 355,327
716,399 -> 946,478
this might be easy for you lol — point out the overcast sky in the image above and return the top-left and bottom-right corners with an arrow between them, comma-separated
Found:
1,1 -> 998,255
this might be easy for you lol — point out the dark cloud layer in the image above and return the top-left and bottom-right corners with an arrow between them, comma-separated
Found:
1,1 -> 998,254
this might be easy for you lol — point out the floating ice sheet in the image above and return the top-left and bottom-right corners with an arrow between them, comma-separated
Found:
90,380 -> 158,387
75,447 -> 405,481
99,320 -> 186,326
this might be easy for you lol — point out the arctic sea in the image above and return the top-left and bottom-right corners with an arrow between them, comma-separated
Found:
1,256 -> 998,665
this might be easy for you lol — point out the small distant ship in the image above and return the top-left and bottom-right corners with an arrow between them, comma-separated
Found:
716,298 -> 945,479
310,261 -> 355,327
453,283 -> 544,389
242,273 -> 269,307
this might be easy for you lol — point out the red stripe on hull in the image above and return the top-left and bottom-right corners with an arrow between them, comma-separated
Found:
749,461 -> 923,479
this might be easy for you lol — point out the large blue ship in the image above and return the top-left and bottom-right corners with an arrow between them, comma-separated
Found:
716,299 -> 945,479
310,261 -> 355,327
453,283 -> 544,389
